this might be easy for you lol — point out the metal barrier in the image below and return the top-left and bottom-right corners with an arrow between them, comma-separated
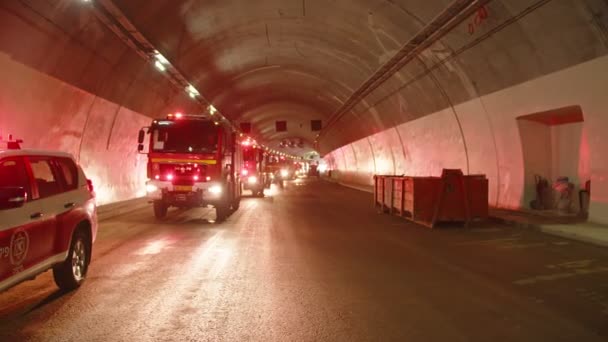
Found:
374,169 -> 488,228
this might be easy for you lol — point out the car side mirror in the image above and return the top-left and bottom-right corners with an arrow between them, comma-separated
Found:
0,187 -> 27,210
137,129 -> 145,144
138,144 -> 144,152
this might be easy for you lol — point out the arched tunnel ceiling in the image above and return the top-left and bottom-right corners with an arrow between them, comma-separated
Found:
112,0 -> 448,156
110,0 -> 607,156
2,1 -> 605,157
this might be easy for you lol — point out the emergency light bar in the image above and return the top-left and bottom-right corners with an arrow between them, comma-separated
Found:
166,113 -> 208,120
0,134 -> 23,150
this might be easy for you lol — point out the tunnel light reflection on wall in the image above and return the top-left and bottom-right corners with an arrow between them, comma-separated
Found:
208,105 -> 217,115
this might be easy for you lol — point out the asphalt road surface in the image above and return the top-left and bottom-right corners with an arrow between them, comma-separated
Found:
1,178 -> 608,341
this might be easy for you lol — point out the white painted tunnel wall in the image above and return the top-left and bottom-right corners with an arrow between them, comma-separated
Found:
0,53 -> 149,205
325,55 -> 608,224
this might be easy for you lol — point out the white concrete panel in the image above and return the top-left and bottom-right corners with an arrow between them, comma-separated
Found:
351,138 -> 375,186
395,108 -> 467,177
454,99 -> 500,206
0,53 -> 150,205
368,130 -> 396,175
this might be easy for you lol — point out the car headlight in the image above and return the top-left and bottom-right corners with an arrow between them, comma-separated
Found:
209,185 -> 222,195
280,169 -> 289,178
146,184 -> 158,193
248,176 -> 258,184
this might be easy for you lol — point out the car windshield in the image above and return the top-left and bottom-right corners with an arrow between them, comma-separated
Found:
151,120 -> 218,154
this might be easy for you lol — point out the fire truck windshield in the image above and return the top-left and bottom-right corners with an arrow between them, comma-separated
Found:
151,120 -> 218,154
243,149 -> 256,162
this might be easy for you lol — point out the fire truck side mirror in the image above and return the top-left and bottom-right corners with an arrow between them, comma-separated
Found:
137,144 -> 144,153
137,129 -> 145,144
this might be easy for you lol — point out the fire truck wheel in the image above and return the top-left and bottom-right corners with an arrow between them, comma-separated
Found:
216,202 -> 229,221
153,201 -> 168,220
232,197 -> 240,210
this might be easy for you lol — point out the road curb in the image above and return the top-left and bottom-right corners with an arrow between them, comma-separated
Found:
487,215 -> 543,231
489,214 -> 608,248
97,197 -> 149,221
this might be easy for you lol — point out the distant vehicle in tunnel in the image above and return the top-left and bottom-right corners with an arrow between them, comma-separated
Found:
0,141 -> 98,293
264,155 -> 293,188
139,114 -> 242,221
240,139 -> 270,197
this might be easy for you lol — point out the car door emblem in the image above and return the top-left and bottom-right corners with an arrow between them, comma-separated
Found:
10,230 -> 29,266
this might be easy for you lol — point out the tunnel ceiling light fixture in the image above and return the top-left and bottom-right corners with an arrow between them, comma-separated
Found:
154,60 -> 166,72
154,50 -> 169,65
186,85 -> 199,98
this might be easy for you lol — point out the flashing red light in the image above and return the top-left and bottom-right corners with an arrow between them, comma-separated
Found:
166,174 -> 174,181
193,175 -> 199,181
242,140 -> 251,146
205,176 -> 211,181
154,175 -> 160,180
86,179 -> 94,194
175,112 -> 183,119
241,169 -> 248,176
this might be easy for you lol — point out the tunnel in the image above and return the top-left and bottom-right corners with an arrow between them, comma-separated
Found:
1,1 -> 608,340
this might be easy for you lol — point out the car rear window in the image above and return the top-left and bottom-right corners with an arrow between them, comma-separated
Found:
29,158 -> 61,198
55,157 -> 79,191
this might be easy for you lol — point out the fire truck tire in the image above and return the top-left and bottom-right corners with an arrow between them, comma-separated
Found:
232,197 -> 240,210
153,201 -> 168,220
216,202 -> 229,221
53,228 -> 90,291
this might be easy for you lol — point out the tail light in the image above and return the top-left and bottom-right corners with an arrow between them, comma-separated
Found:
148,162 -> 160,178
86,179 -> 95,196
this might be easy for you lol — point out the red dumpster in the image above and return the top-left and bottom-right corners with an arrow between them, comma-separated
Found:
374,175 -> 404,213
375,169 -> 489,228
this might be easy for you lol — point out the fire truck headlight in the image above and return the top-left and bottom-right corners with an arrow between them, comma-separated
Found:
209,185 -> 222,195
280,169 -> 289,178
247,176 -> 258,184
146,184 -> 159,193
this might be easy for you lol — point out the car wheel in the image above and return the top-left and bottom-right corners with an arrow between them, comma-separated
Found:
153,200 -> 168,220
53,229 -> 90,291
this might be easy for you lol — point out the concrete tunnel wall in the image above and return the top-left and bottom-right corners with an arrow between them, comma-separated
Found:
324,55 -> 608,224
0,52 -> 150,205
2,1 -> 608,223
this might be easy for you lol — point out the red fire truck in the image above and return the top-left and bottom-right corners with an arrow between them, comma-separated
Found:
137,113 -> 242,221
240,140 -> 270,197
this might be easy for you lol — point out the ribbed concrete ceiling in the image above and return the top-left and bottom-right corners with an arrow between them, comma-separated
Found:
113,0 -> 448,155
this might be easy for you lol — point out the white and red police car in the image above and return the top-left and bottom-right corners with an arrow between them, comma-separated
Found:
0,137 -> 98,292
